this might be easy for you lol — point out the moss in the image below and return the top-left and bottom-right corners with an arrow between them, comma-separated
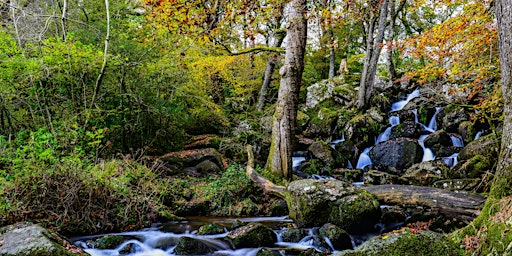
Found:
198,224 -> 224,235
91,235 -> 126,249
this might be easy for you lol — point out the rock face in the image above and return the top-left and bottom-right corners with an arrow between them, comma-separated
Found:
285,179 -> 380,233
440,104 -> 469,133
369,138 -> 423,175
227,223 -> 277,248
0,222 -> 85,256
333,230 -> 463,256
158,148 -> 224,175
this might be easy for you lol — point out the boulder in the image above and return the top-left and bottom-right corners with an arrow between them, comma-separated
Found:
345,112 -> 384,149
227,223 -> 277,248
195,159 -> 221,174
402,161 -> 450,186
173,237 -> 216,255
197,224 -> 225,235
159,148 -> 225,171
458,133 -> 500,161
453,155 -> 492,179
279,228 -> 309,243
440,104 -> 469,133
318,223 -> 352,251
285,179 -> 380,233
363,170 -> 403,185
369,138 -> 423,175
308,141 -> 343,167
0,222 -> 86,256
389,121 -> 421,140
333,230 -> 463,256
333,139 -> 357,166
457,121 -> 476,144
306,78 -> 355,109
424,130 -> 452,148
303,107 -> 338,139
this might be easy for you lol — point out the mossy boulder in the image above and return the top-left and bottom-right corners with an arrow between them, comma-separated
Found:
345,111 -> 384,149
453,154 -> 492,179
197,224 -> 225,235
0,222 -> 86,256
424,130 -> 452,148
369,138 -> 423,175
458,133 -> 500,161
278,228 -> 309,243
440,104 -> 469,133
308,141 -> 344,167
402,161 -> 450,186
363,170 -> 404,185
159,148 -> 224,171
334,230 -> 463,256
285,179 -> 381,233
319,223 -> 352,250
389,121 -> 421,140
457,121 -> 476,144
227,223 -> 277,248
173,237 -> 216,255
88,235 -> 127,249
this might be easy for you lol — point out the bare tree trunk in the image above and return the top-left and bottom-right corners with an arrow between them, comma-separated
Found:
491,0 -> 512,199
265,0 -> 307,180
61,0 -> 67,41
357,0 -> 389,109
89,0 -> 110,110
386,0 -> 397,83
328,29 -> 336,78
356,18 -> 376,110
257,54 -> 277,111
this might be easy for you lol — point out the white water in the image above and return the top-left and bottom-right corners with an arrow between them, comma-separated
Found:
474,130 -> 484,140
375,116 -> 400,144
356,147 -> 372,170
450,134 -> 464,147
293,157 -> 306,170
390,89 -> 420,111
347,160 -> 354,169
427,107 -> 441,131
418,135 -> 435,162
442,153 -> 459,168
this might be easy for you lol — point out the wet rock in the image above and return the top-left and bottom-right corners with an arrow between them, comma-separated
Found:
369,138 -> 423,175
256,248 -> 281,256
297,111 -> 311,133
333,230 -> 462,256
432,178 -> 481,192
198,224 -> 225,235
331,168 -> 363,183
303,107 -> 338,139
345,112 -> 384,149
424,130 -> 452,148
174,237 -> 215,255
457,121 -> 476,144
389,121 -> 421,140
0,222 -> 87,256
227,223 -> 277,248
333,139 -> 357,166
87,235 -> 129,250
363,170 -> 403,185
440,104 -> 469,133
458,133 -> 500,161
380,206 -> 408,228
402,161 -> 450,186
279,228 -> 309,243
285,179 -> 381,234
319,223 -> 352,251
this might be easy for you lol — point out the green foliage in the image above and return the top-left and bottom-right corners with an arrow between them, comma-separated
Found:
0,129 -> 176,234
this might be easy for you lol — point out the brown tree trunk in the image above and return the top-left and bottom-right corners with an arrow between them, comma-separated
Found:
257,55 -> 277,111
265,0 -> 307,180
357,0 -> 389,109
328,29 -> 336,78
386,0 -> 397,82
491,0 -> 512,199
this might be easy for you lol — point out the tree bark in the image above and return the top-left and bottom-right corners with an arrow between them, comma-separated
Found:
246,145 -> 285,198
357,0 -> 389,109
386,0 -> 397,83
491,0 -> 512,199
265,0 -> 307,180
257,54 -> 278,111
328,29 -> 336,78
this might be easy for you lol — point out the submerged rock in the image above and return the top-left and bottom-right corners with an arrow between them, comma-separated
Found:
333,230 -> 463,256
0,222 -> 87,256
285,179 -> 380,233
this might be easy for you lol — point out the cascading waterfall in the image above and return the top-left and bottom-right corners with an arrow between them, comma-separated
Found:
474,130 -> 484,140
450,134 -> 464,147
292,157 -> 307,170
427,107 -> 441,131
356,147 -> 372,170
375,116 -> 400,144
442,153 -> 459,168
418,135 -> 435,162
390,89 -> 420,112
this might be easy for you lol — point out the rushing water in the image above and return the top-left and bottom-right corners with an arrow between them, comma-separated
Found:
356,147 -> 372,170
418,135 -> 435,162
390,89 -> 420,112
450,134 -> 464,147
442,153 -> 459,168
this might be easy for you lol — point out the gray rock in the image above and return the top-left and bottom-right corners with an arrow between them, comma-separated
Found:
227,223 -> 277,248
424,130 -> 452,148
432,178 -> 481,191
173,237 -> 216,255
318,223 -> 352,250
363,170 -> 403,185
308,141 -> 337,167
0,222 -> 83,256
458,133 -> 500,161
402,161 -> 450,186
279,228 -> 309,243
159,148 -> 224,171
333,230 -> 463,256
389,121 -> 421,140
285,179 -> 380,233
195,159 -> 221,174
369,138 -> 423,175
440,105 -> 469,133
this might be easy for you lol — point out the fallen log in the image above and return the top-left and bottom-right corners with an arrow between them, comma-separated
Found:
245,145 -> 285,198
244,147 -> 487,220
363,184 -> 487,220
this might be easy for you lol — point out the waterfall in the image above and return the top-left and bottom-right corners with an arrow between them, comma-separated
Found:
356,147 -> 372,170
442,153 -> 459,168
329,132 -> 345,148
427,107 -> 441,131
347,160 -> 354,169
376,116 -> 400,144
450,134 -> 464,147
413,109 -> 434,132
418,135 -> 435,162
292,157 -> 306,170
474,130 -> 483,140
391,89 -> 420,111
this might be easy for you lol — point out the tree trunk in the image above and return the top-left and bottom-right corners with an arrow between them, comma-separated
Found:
265,0 -> 307,180
490,0 -> 512,199
357,0 -> 389,109
386,0 -> 397,83
328,29 -> 336,78
257,54 -> 277,111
